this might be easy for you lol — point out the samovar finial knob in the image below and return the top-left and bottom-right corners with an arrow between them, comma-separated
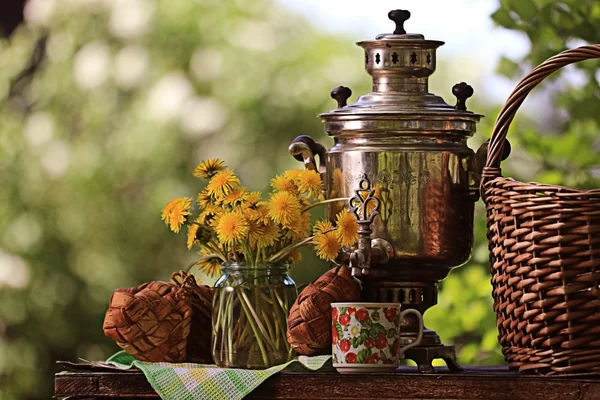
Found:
388,9 -> 411,35
452,82 -> 474,111
331,86 -> 352,108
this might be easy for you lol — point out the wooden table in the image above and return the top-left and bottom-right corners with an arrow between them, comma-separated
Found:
54,362 -> 600,399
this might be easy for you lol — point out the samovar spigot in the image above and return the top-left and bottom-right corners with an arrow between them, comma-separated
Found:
348,174 -> 393,277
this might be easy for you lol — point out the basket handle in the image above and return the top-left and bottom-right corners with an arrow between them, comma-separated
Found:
481,44 -> 600,193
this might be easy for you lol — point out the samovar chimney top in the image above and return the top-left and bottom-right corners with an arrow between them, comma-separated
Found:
319,9 -> 481,136
356,9 -> 445,93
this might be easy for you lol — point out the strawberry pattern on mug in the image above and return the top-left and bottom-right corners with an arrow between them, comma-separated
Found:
332,305 -> 400,365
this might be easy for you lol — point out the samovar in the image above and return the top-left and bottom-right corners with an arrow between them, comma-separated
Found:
289,9 -> 509,372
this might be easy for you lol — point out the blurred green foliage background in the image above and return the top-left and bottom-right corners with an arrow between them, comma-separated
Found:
0,0 -> 599,398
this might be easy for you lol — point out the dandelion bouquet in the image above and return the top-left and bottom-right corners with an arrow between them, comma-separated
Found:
161,158 -> 358,368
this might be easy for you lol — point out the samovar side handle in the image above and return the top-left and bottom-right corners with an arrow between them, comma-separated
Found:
288,135 -> 327,176
451,83 -> 511,200
348,174 -> 394,277
288,86 -> 353,179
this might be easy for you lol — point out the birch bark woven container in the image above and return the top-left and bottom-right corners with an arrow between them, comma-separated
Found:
481,45 -> 600,375
286,265 -> 361,356
103,272 -> 213,363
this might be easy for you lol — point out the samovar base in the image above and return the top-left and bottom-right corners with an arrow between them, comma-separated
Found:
400,327 -> 463,373
404,344 -> 463,373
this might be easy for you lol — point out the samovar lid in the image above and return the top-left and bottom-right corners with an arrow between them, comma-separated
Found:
319,10 -> 482,136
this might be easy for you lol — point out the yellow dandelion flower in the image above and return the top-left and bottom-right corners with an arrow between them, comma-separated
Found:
215,210 -> 249,246
256,223 -> 281,249
267,191 -> 301,226
313,219 -> 335,235
187,218 -> 213,249
286,249 -> 302,264
246,203 -> 271,224
246,191 -> 262,206
222,186 -> 249,206
197,247 -> 222,278
284,212 -> 311,240
161,197 -> 193,233
187,223 -> 199,249
206,169 -> 240,198
283,169 -> 303,181
247,219 -> 262,249
197,189 -> 212,208
193,158 -> 226,179
297,170 -> 322,199
270,174 -> 298,192
199,205 -> 221,225
335,211 -> 359,247
313,231 -> 341,262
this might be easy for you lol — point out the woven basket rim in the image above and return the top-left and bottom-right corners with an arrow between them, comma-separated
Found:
484,177 -> 600,197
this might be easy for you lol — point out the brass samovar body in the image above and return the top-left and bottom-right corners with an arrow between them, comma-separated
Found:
290,10 -> 508,372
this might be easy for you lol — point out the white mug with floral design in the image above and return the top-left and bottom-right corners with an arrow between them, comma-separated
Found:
331,302 -> 423,373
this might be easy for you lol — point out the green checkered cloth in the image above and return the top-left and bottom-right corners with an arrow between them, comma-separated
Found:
106,351 -> 331,400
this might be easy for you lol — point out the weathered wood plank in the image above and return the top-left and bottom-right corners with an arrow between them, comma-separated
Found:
55,366 -> 600,400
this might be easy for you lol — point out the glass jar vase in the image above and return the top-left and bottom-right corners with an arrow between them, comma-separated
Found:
211,262 -> 297,368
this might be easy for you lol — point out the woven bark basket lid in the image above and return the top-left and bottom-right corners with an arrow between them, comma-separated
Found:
287,266 -> 361,356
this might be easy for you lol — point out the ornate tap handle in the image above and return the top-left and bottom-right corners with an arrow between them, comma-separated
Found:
348,174 -> 393,277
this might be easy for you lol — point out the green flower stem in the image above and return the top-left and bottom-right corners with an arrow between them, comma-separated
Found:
237,288 -> 270,367
239,288 -> 277,350
301,197 -> 350,213
241,242 -> 254,266
259,292 -> 274,305
226,294 -> 236,365
260,309 -> 277,350
212,290 -> 226,357
206,241 -> 228,262
221,291 -> 232,365
236,317 -> 252,349
233,312 -> 243,348
267,236 -> 314,263
252,269 -> 263,351
274,289 -> 291,351
270,289 -> 287,350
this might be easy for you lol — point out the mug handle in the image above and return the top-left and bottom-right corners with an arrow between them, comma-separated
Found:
398,309 -> 423,356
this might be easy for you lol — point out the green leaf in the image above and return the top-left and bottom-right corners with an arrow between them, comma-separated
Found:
335,323 -> 343,339
354,330 -> 368,347
496,56 -> 520,78
360,329 -> 369,341
491,8 -> 516,28
369,324 -> 386,337
510,0 -> 537,20
356,347 -> 372,364
387,328 -> 396,339
339,307 -> 347,316
371,310 -> 381,321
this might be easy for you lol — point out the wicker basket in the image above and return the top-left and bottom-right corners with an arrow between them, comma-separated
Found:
481,45 -> 600,374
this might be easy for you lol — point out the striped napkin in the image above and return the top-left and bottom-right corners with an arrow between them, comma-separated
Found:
106,351 -> 331,400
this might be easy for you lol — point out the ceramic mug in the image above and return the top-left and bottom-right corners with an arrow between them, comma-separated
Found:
331,302 -> 423,373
